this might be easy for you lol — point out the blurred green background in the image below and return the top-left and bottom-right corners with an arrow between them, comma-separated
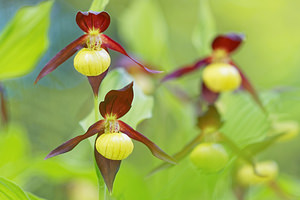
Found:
0,0 -> 300,199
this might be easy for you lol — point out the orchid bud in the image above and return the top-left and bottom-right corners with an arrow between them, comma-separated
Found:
189,143 -> 229,172
237,161 -> 278,185
74,48 -> 111,76
96,132 -> 134,160
202,63 -> 241,92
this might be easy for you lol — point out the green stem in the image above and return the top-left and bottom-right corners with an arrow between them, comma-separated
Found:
94,96 -> 108,200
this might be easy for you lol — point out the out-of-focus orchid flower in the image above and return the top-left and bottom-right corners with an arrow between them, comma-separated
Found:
45,82 -> 175,192
35,11 -> 161,96
162,33 -> 263,110
116,56 -> 157,95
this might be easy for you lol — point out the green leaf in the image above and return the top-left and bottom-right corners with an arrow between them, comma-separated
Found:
0,124 -> 31,179
118,0 -> 170,69
89,0 -> 109,12
0,1 -> 53,80
0,177 -> 44,200
27,193 -> 46,200
218,92 -> 270,147
192,0 -> 216,55
80,68 -> 154,130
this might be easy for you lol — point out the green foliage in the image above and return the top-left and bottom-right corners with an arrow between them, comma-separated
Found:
118,0 -> 170,68
0,1 -> 53,80
219,92 -> 270,147
0,177 -> 44,200
89,0 -> 110,11
192,0 -> 216,55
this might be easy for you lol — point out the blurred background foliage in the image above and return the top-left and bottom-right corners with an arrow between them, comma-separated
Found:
0,0 -> 300,199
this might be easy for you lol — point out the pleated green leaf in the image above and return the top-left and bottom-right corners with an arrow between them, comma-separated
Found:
0,177 -> 44,200
0,1 -> 53,80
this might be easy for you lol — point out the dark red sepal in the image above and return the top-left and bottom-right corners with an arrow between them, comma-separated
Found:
35,35 -> 88,84
100,34 -> 162,74
0,85 -> 8,126
99,82 -> 134,119
76,11 -> 110,33
230,62 -> 265,111
212,33 -> 245,53
94,135 -> 121,193
45,120 -> 105,159
161,58 -> 209,82
119,120 -> 176,164
201,82 -> 219,104
87,69 -> 109,97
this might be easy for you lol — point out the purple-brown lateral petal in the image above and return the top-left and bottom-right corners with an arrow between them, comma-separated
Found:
0,85 -> 8,125
87,69 -> 109,97
201,82 -> 219,104
231,62 -> 265,111
99,82 -> 134,119
94,135 -> 121,193
76,11 -> 110,33
161,58 -> 209,82
212,33 -> 245,53
119,120 -> 176,164
101,34 -> 162,74
45,120 -> 105,159
35,35 -> 88,84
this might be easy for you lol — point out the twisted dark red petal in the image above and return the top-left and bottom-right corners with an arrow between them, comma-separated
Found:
212,33 -> 245,53
45,120 -> 105,159
76,11 -> 110,33
0,85 -> 8,125
94,135 -> 121,193
201,82 -> 220,104
100,34 -> 162,73
99,82 -> 134,119
87,69 -> 109,97
161,58 -> 210,82
34,35 -> 88,84
230,62 -> 265,111
119,120 -> 176,164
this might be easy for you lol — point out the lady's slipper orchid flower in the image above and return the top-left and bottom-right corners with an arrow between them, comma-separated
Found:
35,11 -> 161,96
162,33 -> 263,109
116,56 -> 157,95
45,82 -> 175,192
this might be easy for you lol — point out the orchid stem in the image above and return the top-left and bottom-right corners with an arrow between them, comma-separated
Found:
94,96 -> 108,200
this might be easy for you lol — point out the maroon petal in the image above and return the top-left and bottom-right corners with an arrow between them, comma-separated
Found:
87,69 -> 109,97
76,11 -> 110,33
99,82 -> 134,119
101,34 -> 162,73
231,62 -> 265,111
0,85 -> 8,125
119,120 -> 176,164
212,33 -> 245,53
94,136 -> 121,193
161,58 -> 209,82
201,82 -> 220,104
35,35 -> 88,84
45,120 -> 105,159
